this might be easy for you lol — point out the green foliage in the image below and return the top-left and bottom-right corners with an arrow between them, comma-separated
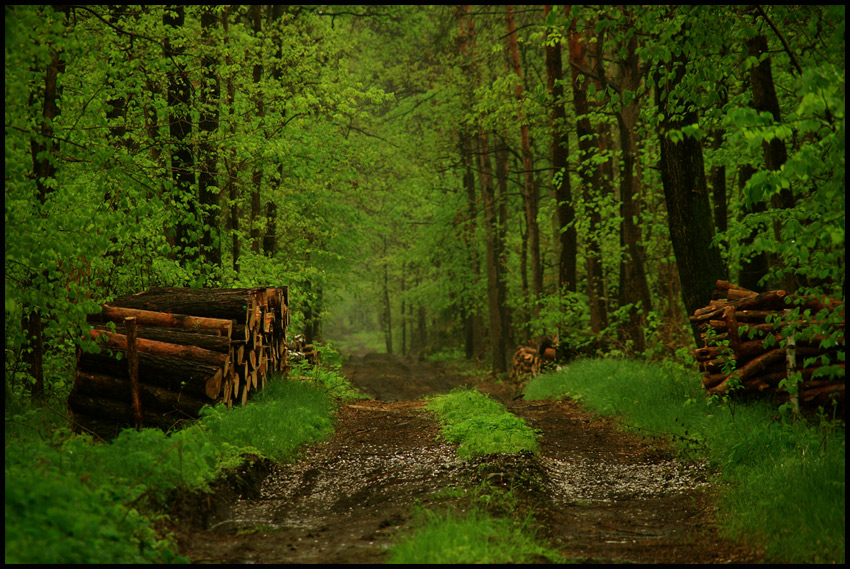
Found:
523,358 -> 845,563
5,464 -> 184,564
426,387 -> 539,459
5,374 -> 338,564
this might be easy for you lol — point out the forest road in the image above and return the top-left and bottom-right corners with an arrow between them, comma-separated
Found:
171,351 -> 763,564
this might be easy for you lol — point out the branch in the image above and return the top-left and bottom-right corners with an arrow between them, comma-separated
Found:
756,6 -> 803,77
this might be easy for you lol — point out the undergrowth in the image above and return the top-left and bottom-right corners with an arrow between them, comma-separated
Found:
5,369 -> 347,564
523,358 -> 845,564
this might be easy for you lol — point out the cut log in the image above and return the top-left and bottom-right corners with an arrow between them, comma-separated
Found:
110,288 -> 259,324
91,305 -> 233,336
78,347 -> 222,400
73,370 -> 209,417
92,324 -> 232,353
87,329 -> 230,376
68,390 -> 198,432
708,348 -> 787,395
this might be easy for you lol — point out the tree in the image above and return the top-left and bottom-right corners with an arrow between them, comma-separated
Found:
505,5 -> 543,319
198,7 -> 222,280
655,50 -> 727,345
164,6 -> 197,267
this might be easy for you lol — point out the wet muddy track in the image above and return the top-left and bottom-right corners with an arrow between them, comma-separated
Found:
171,352 -> 763,563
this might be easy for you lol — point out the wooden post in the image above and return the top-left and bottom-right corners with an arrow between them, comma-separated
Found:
125,316 -> 143,428
786,333 -> 799,416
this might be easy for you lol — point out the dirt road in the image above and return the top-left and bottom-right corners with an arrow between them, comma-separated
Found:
172,352 -> 762,563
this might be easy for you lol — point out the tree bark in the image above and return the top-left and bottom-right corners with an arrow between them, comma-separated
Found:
478,129 -> 508,374
250,5 -> 264,254
78,345 -> 222,401
566,11 -> 607,334
544,6 -> 577,296
506,5 -> 543,317
109,287 -> 263,324
199,8 -> 222,279
655,54 -> 727,345
746,33 -> 796,293
611,9 -> 651,353
222,8 -> 241,273
164,6 -> 197,266
24,6 -> 67,397
494,141 -> 513,354
737,164 -> 769,291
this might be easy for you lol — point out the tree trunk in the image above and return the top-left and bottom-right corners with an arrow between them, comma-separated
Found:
382,251 -> 393,355
506,5 -> 543,318
24,6 -> 66,397
199,8 -> 221,280
566,12 -> 606,334
737,164 -> 769,291
164,6 -> 197,267
78,345 -> 222,401
612,10 -> 651,353
109,287 -> 262,324
544,6 -> 577,295
478,129 -> 508,374
250,5 -> 264,254
746,33 -> 796,293
263,201 -> 277,257
222,8 -> 240,273
494,141 -> 513,354
655,55 -> 727,345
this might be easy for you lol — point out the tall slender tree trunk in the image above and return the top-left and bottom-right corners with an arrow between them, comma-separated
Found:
250,5 -> 264,254
611,10 -> 651,353
495,140 -> 513,353
223,8 -> 240,273
737,164 -> 769,291
382,239 -> 393,355
544,6 -> 577,296
656,55 -> 727,345
455,6 -> 483,360
199,8 -> 221,281
264,5 -> 285,259
164,6 -> 197,267
747,33 -> 796,292
24,6 -> 67,397
506,5 -> 543,319
477,129 -> 508,374
566,12 -> 606,334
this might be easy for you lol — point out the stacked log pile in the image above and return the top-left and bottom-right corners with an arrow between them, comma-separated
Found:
691,280 -> 844,410
69,286 -> 289,434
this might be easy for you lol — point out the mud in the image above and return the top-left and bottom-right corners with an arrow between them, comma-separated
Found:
170,351 -> 764,564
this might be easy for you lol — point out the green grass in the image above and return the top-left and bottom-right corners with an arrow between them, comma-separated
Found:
425,387 -> 539,458
523,358 -> 845,564
5,373 -> 340,564
386,505 -> 559,564
386,388 -> 562,563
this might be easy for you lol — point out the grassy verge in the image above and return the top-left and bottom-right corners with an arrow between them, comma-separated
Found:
523,358 -> 845,564
5,369 -> 351,564
385,387 -> 563,564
